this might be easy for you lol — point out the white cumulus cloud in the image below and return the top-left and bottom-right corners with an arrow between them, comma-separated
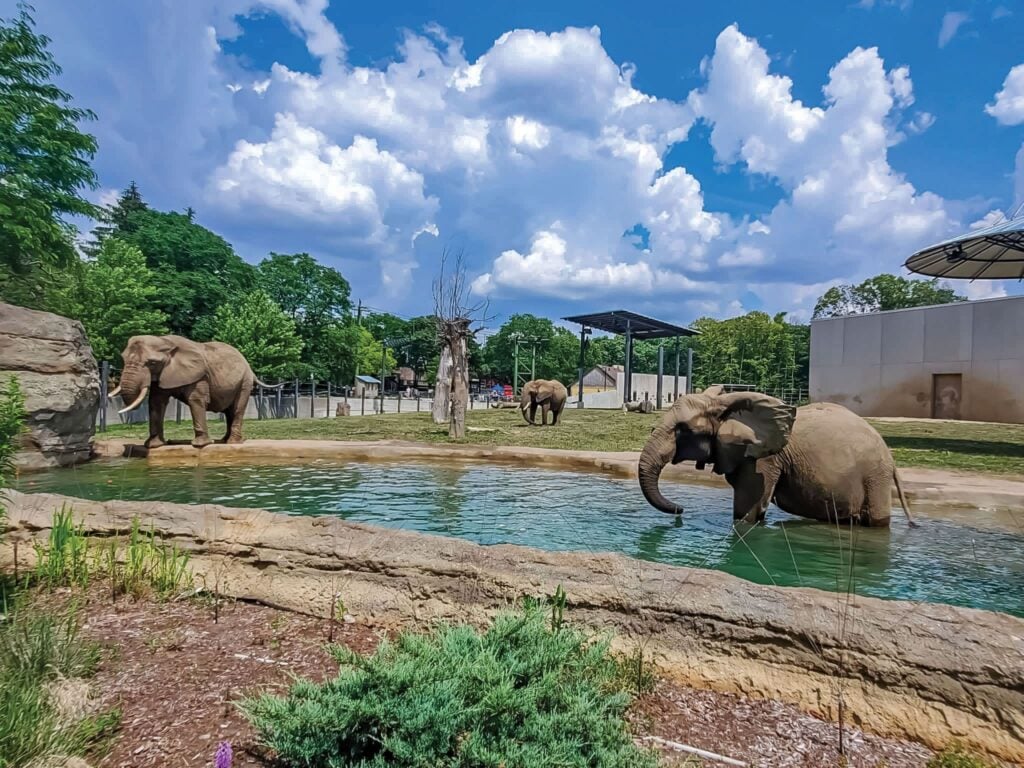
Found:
986,63 -> 1024,126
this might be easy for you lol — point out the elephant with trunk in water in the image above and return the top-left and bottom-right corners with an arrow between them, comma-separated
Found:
638,386 -> 915,527
112,335 -> 272,449
520,379 -> 568,426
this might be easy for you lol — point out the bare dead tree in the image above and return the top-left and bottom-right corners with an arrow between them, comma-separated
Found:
432,247 -> 489,438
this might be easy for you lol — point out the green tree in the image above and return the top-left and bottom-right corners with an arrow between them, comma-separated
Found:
213,290 -> 302,379
686,311 -> 804,394
0,4 -> 97,277
54,238 -> 168,362
0,375 -> 26,520
113,209 -> 256,338
354,325 -> 397,381
86,181 -> 148,251
813,274 -> 966,318
257,252 -> 353,379
482,314 -> 580,384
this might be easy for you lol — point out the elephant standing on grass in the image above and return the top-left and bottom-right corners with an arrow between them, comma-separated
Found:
638,386 -> 915,527
112,335 -> 274,449
520,379 -> 568,426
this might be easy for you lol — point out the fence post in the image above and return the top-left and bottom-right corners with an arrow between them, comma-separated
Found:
99,360 -> 109,433
257,383 -> 264,420
310,376 -> 316,418
294,379 -> 300,418
361,390 -> 366,416
417,394 -> 421,412
176,400 -> 182,424
656,344 -> 665,410
276,382 -> 283,418
326,381 -> 331,417
686,349 -> 694,394
397,391 -> 402,413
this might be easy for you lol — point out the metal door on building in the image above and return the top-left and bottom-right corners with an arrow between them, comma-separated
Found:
932,373 -> 962,420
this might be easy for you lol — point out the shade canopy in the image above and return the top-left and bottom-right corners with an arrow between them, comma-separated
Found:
561,310 -> 698,339
905,213 -> 1024,280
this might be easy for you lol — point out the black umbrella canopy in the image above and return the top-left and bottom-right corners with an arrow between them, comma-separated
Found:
905,211 -> 1024,280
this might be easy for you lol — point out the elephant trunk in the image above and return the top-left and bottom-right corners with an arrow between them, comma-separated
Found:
520,391 -> 533,425
638,424 -> 682,515
117,365 -> 152,412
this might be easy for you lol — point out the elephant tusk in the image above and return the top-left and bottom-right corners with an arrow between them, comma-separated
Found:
118,386 -> 149,414
107,385 -> 122,399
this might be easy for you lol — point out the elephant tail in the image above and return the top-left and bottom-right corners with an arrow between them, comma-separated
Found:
892,466 -> 917,528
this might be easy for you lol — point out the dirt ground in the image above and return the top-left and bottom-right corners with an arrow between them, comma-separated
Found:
35,588 -> 945,768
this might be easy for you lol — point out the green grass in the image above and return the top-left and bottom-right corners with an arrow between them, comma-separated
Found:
241,606 -> 658,768
106,407 -> 1024,475
0,598 -> 119,768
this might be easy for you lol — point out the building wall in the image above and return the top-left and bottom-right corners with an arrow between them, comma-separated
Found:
809,296 -> 1024,423
573,371 -> 687,408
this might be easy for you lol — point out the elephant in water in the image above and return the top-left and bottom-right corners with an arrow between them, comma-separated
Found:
111,335 -> 274,448
637,386 -> 915,527
520,379 -> 568,426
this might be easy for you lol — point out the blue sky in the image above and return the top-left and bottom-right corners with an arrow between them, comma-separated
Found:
13,0 -> 1024,325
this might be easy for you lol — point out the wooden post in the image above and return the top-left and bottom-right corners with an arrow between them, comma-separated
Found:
326,381 -> 331,418
310,376 -> 316,418
98,361 -> 109,433
294,379 -> 300,418
361,390 -> 366,416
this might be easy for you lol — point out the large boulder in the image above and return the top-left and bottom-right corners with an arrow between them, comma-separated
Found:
0,302 -> 99,468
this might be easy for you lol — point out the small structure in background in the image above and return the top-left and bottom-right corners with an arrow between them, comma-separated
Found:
354,375 -> 381,399
562,310 -> 698,411
810,294 -> 1024,423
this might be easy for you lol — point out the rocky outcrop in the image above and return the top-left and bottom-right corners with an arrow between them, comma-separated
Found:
0,303 -> 99,468
2,489 -> 1022,763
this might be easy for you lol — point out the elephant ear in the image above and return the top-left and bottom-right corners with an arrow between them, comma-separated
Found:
159,340 -> 207,389
715,392 -> 796,459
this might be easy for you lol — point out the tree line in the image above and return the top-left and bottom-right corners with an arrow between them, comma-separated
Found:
0,5 -> 968,396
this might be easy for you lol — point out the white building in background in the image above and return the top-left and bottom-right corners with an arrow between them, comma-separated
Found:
574,367 -> 687,409
809,295 -> 1024,423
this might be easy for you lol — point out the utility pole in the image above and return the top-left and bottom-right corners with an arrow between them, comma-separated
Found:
512,333 -> 521,396
354,299 -> 364,387
531,342 -> 537,380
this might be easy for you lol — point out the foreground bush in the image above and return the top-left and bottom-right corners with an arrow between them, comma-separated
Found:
926,744 -> 999,768
0,599 -> 118,767
242,608 -> 657,768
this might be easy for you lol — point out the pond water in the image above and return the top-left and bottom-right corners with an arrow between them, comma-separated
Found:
16,459 -> 1024,617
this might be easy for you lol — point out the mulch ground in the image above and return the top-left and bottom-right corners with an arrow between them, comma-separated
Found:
40,588 -> 937,767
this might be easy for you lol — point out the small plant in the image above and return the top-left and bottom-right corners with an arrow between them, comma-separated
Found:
548,583 -> 567,632
0,597 -> 119,766
926,744 -> 998,768
215,740 -> 233,768
0,375 -> 26,509
616,644 -> 655,696
33,505 -> 91,590
241,607 -> 658,767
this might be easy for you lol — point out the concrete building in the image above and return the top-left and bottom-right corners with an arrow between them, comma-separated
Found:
353,375 -> 381,398
809,295 -> 1024,423
574,370 -> 687,409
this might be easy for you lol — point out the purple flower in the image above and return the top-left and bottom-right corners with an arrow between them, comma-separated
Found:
214,741 -> 232,768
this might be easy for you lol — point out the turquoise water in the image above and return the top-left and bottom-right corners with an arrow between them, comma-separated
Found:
15,459 -> 1024,616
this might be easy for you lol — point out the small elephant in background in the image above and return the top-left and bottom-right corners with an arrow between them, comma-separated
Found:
111,334 -> 274,449
520,379 -> 568,426
623,399 -> 655,414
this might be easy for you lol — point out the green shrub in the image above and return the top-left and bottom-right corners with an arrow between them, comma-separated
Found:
242,608 -> 658,768
926,744 -> 998,768
0,598 -> 118,767
0,374 -> 26,519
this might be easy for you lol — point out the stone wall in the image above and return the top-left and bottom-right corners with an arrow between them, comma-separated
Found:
0,303 -> 99,467
2,489 -> 1021,763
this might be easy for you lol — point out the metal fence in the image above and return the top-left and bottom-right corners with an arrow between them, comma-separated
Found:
96,362 -> 499,432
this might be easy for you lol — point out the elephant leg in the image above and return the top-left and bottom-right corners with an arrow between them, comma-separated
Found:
540,402 -> 550,425
186,384 -> 213,448
862,477 -> 893,527
726,460 -> 780,524
528,402 -> 538,425
145,389 -> 169,449
550,404 -> 561,425
219,411 -> 234,443
226,386 -> 250,444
